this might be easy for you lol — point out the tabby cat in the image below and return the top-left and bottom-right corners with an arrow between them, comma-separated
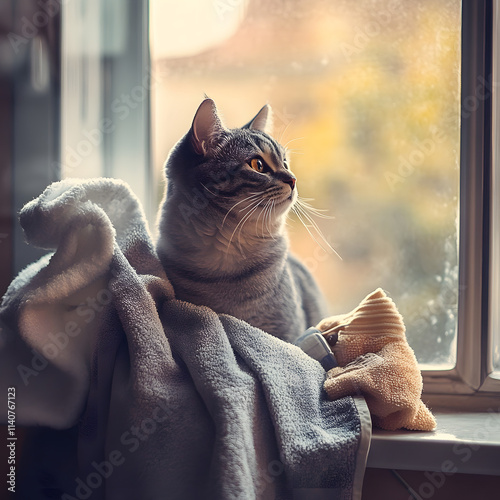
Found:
156,99 -> 326,342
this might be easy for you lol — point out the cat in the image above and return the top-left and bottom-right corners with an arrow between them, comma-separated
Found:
156,98 -> 326,342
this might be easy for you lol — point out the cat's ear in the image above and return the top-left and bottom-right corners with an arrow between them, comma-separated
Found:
243,104 -> 273,135
190,98 -> 226,156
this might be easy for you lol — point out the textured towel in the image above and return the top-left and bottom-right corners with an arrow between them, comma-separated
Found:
316,289 -> 436,432
0,178 -> 371,500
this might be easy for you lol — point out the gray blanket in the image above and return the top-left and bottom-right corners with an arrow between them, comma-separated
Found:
0,178 -> 371,500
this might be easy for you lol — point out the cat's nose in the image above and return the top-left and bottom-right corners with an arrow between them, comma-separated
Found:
284,176 -> 296,191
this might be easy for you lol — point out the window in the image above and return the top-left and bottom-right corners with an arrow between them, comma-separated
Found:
149,0 -> 462,367
1,0 -> 152,278
1,0 -> 497,399
59,0 -> 152,217
148,0 -> 499,398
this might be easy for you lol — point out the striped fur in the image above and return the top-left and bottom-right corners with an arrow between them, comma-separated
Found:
156,100 -> 326,342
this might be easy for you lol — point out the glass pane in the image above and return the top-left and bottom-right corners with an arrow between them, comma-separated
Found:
60,0 -> 152,218
150,0 -> 461,367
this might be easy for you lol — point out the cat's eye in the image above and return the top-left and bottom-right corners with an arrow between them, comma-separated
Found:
250,158 -> 266,173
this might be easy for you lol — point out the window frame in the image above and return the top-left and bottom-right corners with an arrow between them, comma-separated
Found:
422,0 -> 499,400
1,0 -> 499,403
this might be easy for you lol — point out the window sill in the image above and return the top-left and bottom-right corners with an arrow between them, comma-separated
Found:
366,411 -> 500,476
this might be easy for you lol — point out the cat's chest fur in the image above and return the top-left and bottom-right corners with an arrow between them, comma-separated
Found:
157,219 -> 313,341
165,265 -> 307,342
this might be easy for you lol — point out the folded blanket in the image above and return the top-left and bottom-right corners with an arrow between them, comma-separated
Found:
316,289 -> 436,432
0,178 -> 371,500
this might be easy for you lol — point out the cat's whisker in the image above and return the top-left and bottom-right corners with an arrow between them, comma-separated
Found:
222,193 -> 261,228
292,204 -> 342,260
282,136 -> 305,150
284,212 -> 294,225
295,204 -> 332,236
296,199 -> 334,219
269,200 -> 277,240
294,203 -> 325,238
227,201 -> 262,256
265,200 -> 276,240
262,201 -> 270,237
295,209 -> 323,240
262,200 -> 271,237
236,203 -> 263,254
240,197 -> 264,215
297,195 -> 319,203
296,196 -> 334,219
200,183 -> 218,197
249,187 -> 275,197
257,199 -> 272,238
239,197 -> 263,212
278,118 -> 294,144
226,199 -> 263,253
292,207 -> 329,253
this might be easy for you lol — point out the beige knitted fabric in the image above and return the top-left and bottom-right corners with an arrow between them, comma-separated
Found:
317,288 -> 436,431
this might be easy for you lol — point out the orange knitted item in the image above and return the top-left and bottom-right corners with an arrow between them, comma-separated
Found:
316,288 -> 436,431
